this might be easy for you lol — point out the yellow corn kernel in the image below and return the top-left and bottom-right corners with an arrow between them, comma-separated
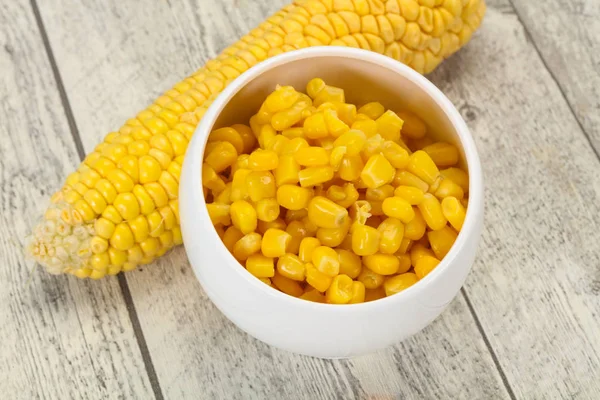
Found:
248,149 -> 279,171
394,185 -> 425,205
95,217 -> 115,239
441,196 -> 466,231
205,141 -> 237,173
245,171 -> 276,202
222,226 -> 244,253
348,281 -> 366,304
338,155 -> 364,182
284,209 -> 308,224
275,184 -> 311,211
358,267 -> 385,289
357,102 -> 385,120
361,154 -> 395,189
312,246 -> 340,277
232,124 -> 256,154
298,237 -> 320,263
364,253 -> 400,276
397,253 -> 412,274
335,248 -> 361,279
408,136 -> 434,152
231,154 -> 250,177
407,150 -> 440,185
348,200 -> 373,227
376,110 -> 403,142
266,136 -> 290,155
418,193 -> 447,230
300,288 -> 326,303
209,127 -> 244,154
329,146 -> 347,171
259,278 -> 273,287
414,255 -> 440,279
329,183 -> 359,209
351,118 -> 378,137
393,170 -> 429,192
351,224 -> 380,256
397,110 -> 427,139
294,146 -> 329,167
303,112 -> 329,139
440,167 -> 469,193
261,228 -> 292,258
397,237 -> 413,254
110,223 -> 135,251
434,178 -> 464,200
214,225 -> 226,240
285,220 -> 309,254
381,141 -> 410,169
377,217 -> 405,254
230,200 -> 257,234
323,109 -> 349,138
332,130 -> 367,155
298,166 -> 334,187
255,198 -> 280,222
427,225 -> 457,259
272,273 -> 303,297
258,124 -> 277,149
202,163 -> 227,194
257,218 -> 286,235
274,154 -> 300,186
282,127 -> 306,140
361,134 -> 385,162
334,102 -> 357,126
102,205 -> 122,224
215,183 -> 232,204
107,168 -> 135,192
277,254 -> 306,281
314,85 -> 345,107
384,272 -> 418,296
423,142 -> 459,167
365,287 -> 386,302
382,196 -> 415,223
306,78 -> 326,99
264,85 -> 300,113
316,216 -> 351,247
308,196 -> 348,229
246,254 -> 275,278
410,243 -> 435,266
230,168 -> 251,202
306,263 -> 333,292
402,208 -> 425,241
366,185 -> 395,202
326,274 -> 354,304
206,203 -> 231,225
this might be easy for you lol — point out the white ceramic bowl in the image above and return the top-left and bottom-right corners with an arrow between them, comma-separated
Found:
179,47 -> 483,359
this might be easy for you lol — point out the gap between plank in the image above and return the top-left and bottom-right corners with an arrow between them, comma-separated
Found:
460,289 -> 517,400
507,0 -> 600,163
29,1 -> 165,399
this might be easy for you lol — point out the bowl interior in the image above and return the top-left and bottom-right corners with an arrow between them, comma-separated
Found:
212,55 -> 468,171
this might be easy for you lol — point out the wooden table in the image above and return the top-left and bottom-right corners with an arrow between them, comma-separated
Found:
2,0 -> 599,398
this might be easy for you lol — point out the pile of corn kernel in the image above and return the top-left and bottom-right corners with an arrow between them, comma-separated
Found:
202,78 -> 468,304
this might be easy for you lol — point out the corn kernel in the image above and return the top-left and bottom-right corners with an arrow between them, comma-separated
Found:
314,86 -> 345,107
382,196 -> 415,223
427,225 -> 457,259
308,196 -> 348,229
264,85 -> 300,113
338,155 -> 364,181
294,146 -> 329,167
306,263 -> 333,292
414,255 -> 440,279
304,112 -> 329,139
358,102 -> 385,120
233,232 -> 262,261
397,110 -> 427,139
230,200 -> 257,234
274,154 -> 300,186
275,184 -> 311,211
312,246 -> 340,277
361,154 -> 395,189
441,196 -> 466,231
440,167 -> 469,193
230,169 -> 251,201
332,130 -> 367,155
434,178 -> 464,200
277,254 -> 306,281
397,253 -> 412,274
358,267 -> 385,289
300,288 -> 326,303
285,220 -> 309,254
394,185 -> 425,205
418,193 -> 447,230
255,198 -> 280,222
245,171 -> 276,202
282,128 -> 306,140
203,163 -> 227,194
384,273 -> 418,296
209,127 -> 245,154
407,150 -> 439,185
257,218 -> 286,234
298,166 -> 334,187
222,226 -> 244,252
316,216 -> 351,247
335,102 -> 357,126
232,124 -> 256,154
410,243 -> 435,266
381,140 -> 410,169
348,281 -> 366,304
205,141 -> 237,173
352,224 -> 380,256
324,109 -> 350,137
393,170 -> 429,192
366,185 -> 395,202
398,237 -> 413,254
377,217 -> 405,254
326,274 -> 354,304
364,253 -> 400,275
248,149 -> 279,171
284,209 -> 308,223
365,287 -> 386,302
423,142 -> 459,167
298,237 -> 320,263
376,110 -> 403,142
246,254 -> 275,278
272,272 -> 304,297
206,203 -> 231,225
261,228 -> 292,257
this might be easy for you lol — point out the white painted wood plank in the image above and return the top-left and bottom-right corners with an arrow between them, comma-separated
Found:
0,2 -> 153,399
510,0 -> 600,152
427,5 -> 600,399
36,0 -> 509,398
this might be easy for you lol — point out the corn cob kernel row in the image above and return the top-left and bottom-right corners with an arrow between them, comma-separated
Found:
204,79 -> 469,304
27,0 -> 484,278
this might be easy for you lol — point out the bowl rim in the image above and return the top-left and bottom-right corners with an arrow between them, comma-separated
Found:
183,46 -> 483,311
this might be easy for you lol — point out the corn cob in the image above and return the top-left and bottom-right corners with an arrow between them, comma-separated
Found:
27,0 -> 486,279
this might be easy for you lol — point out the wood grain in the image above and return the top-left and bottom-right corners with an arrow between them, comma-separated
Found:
428,4 -> 600,399
509,0 -> 600,153
35,0 -> 510,398
0,2 -> 153,399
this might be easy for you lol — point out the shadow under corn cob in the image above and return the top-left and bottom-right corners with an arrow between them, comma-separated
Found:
27,0 -> 486,279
